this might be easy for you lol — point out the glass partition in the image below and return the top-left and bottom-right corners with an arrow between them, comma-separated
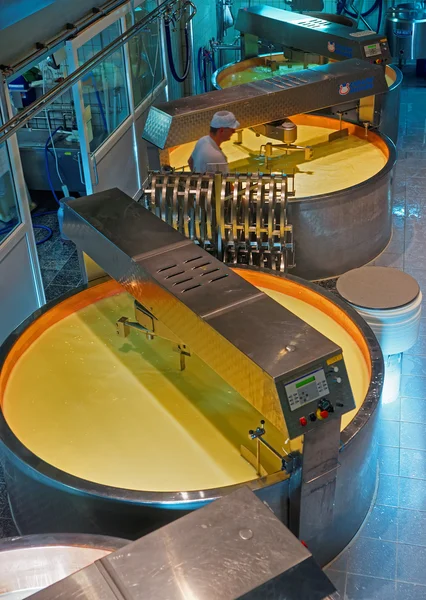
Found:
126,0 -> 163,109
0,133 -> 21,244
77,20 -> 131,153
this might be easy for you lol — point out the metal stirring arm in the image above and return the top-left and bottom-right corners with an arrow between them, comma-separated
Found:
141,170 -> 296,272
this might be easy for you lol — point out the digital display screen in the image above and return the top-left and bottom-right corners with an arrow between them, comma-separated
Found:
364,43 -> 381,58
296,376 -> 315,389
285,369 -> 330,412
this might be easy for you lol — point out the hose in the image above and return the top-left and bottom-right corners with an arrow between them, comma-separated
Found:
0,212 -> 55,245
197,47 -> 207,92
337,0 -> 381,20
197,47 -> 217,93
44,127 -> 61,204
164,18 -> 191,82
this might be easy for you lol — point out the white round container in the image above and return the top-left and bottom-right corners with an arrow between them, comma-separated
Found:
337,267 -> 422,356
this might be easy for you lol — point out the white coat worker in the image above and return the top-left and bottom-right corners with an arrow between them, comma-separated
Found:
188,111 -> 240,173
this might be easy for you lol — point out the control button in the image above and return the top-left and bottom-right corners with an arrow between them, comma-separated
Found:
329,366 -> 339,373
333,377 -> 342,384
309,413 -> 317,422
375,58 -> 382,64
316,409 -> 329,420
299,417 -> 308,427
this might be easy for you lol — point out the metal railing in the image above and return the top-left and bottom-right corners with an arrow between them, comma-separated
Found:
0,0 -> 183,146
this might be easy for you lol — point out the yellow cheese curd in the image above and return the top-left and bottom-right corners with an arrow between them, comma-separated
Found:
3,281 -> 369,492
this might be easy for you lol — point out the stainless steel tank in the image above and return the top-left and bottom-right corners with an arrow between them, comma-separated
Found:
212,53 -> 402,146
0,268 -> 383,567
166,112 -> 396,281
0,534 -> 128,599
386,3 -> 426,60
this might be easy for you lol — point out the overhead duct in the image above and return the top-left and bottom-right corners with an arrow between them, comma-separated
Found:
142,59 -> 388,149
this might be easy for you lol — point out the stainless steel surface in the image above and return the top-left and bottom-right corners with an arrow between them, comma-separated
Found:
212,54 -> 402,146
386,4 -> 426,60
304,12 -> 356,27
142,171 -> 295,272
0,534 -> 128,600
17,130 -> 85,194
0,265 -> 383,566
142,60 -> 388,149
235,6 -> 391,63
62,189 -> 355,437
0,0 -> 180,146
28,488 -> 336,600
288,129 -> 396,280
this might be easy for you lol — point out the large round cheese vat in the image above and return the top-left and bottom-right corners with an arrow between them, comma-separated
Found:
0,268 -> 383,566
212,54 -> 402,146
168,113 -> 396,280
0,534 -> 128,599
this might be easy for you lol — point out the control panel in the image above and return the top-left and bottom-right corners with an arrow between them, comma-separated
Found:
277,353 -> 356,439
359,37 -> 392,65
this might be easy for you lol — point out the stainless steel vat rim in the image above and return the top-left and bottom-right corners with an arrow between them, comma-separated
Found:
0,270 -> 383,508
211,52 -> 322,90
207,80 -> 397,205
212,52 -> 403,93
0,533 -> 130,552
288,129 -> 396,205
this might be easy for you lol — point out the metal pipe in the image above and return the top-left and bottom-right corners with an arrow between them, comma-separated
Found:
0,0 -> 180,146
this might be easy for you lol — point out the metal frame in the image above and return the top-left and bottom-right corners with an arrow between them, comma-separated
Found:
65,0 -> 168,196
0,79 -> 45,307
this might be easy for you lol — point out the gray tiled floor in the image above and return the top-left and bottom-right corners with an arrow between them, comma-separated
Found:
324,69 -> 426,598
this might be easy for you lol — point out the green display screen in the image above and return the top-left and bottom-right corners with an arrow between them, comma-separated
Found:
295,375 -> 315,389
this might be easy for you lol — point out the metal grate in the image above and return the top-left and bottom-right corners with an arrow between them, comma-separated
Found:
156,255 -> 229,294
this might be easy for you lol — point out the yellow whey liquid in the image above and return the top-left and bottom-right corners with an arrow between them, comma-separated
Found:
2,278 -> 370,492
169,121 -> 387,198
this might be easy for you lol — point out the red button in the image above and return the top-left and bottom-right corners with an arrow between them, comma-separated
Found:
300,417 -> 308,426
320,410 -> 329,419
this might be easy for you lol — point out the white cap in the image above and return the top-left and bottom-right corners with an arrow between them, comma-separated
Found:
210,111 -> 240,129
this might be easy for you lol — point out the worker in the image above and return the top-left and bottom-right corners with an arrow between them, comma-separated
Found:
188,111 -> 240,173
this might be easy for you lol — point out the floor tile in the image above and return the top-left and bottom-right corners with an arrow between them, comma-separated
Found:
400,376 -> 426,400
345,574 -> 396,600
402,355 -> 426,378
398,509 -> 426,547
398,544 -> 426,585
406,336 -> 426,356
360,505 -> 398,542
400,448 -> 426,480
400,422 -> 426,451
346,538 -> 396,579
377,475 -> 399,507
387,234 -> 404,255
323,569 -> 346,595
378,446 -> 400,477
373,253 -> 404,268
328,550 -> 348,573
399,477 -> 426,510
396,582 -> 426,600
380,395 -> 401,422
378,420 -> 400,447
400,397 -> 426,424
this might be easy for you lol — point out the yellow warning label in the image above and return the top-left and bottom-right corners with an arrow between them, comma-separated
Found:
327,354 -> 343,366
